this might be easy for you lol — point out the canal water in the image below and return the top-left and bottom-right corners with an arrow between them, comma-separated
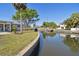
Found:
38,32 -> 79,56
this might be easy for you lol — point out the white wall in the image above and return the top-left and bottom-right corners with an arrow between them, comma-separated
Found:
71,28 -> 79,31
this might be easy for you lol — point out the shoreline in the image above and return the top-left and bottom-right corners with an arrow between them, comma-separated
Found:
55,29 -> 79,34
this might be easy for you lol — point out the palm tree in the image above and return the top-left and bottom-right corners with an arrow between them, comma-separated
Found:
12,3 -> 26,10
12,3 -> 27,33
12,3 -> 39,31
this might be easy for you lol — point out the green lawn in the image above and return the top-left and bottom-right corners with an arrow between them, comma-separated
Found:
0,30 -> 38,56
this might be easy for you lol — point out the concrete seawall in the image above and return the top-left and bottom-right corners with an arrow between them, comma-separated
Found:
55,29 -> 79,34
17,32 -> 40,56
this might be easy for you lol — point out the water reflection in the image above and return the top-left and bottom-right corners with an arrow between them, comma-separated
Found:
42,32 -> 56,39
47,32 -> 56,37
42,32 -> 46,39
39,32 -> 79,56
30,40 -> 40,56
61,33 -> 79,53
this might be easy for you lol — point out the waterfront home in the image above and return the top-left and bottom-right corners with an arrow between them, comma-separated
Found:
71,25 -> 79,32
0,20 -> 21,32
0,20 -> 35,32
57,24 -> 66,29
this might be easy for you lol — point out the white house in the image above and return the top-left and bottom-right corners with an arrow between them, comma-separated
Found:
57,24 -> 66,29
0,20 -> 21,32
71,24 -> 79,32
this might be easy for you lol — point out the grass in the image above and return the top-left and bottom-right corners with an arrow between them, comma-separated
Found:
0,30 -> 38,56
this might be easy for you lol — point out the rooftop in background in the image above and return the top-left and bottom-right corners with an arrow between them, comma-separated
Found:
0,20 -> 21,24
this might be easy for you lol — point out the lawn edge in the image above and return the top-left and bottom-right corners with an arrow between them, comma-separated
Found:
16,32 -> 40,56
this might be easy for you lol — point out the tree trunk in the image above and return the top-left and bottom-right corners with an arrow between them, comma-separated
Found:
26,20 -> 29,27
20,20 -> 23,33
20,10 -> 23,33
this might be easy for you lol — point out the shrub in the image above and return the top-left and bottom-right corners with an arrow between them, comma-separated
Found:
12,25 -> 17,33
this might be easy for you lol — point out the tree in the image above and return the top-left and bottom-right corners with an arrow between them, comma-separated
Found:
24,8 -> 39,27
43,22 -> 57,29
63,13 -> 79,29
12,3 -> 27,33
12,3 -> 39,32
43,22 -> 49,27
12,8 -> 39,28
12,3 -> 26,10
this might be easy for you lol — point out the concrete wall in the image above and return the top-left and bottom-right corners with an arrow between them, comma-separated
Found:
71,28 -> 79,31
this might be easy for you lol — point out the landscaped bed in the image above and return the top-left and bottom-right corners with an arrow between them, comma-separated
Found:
0,30 -> 38,56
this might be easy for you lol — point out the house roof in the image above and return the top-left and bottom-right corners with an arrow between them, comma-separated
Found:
0,20 -> 8,23
0,20 -> 20,24
0,20 -> 24,25
0,20 -> 13,24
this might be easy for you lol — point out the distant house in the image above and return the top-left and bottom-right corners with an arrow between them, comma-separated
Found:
57,24 -> 66,29
71,25 -> 79,31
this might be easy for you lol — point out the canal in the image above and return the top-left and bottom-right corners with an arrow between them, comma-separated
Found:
37,32 -> 79,56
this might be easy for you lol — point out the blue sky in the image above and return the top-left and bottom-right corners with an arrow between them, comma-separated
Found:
0,3 -> 79,26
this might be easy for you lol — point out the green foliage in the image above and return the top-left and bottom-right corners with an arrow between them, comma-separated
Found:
12,10 -> 26,20
47,32 -> 56,37
42,32 -> 56,39
12,3 -> 27,20
63,13 -> 79,29
43,22 -> 57,28
26,8 -> 39,20
12,6 -> 39,27
12,3 -> 27,33
12,3 -> 39,21
12,3 -> 39,32
42,32 -> 46,39
12,3 -> 26,10
12,25 -> 17,33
